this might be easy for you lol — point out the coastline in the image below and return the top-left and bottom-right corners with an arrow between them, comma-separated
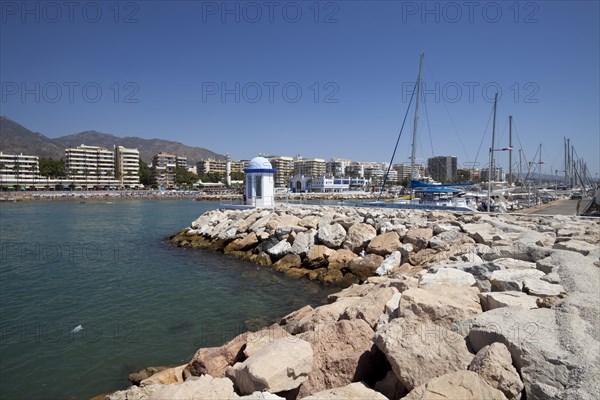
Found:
100,205 -> 600,400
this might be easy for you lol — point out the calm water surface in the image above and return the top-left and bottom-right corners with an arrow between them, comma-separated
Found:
0,199 -> 337,399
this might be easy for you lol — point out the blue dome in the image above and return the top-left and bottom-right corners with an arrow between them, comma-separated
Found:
246,157 -> 273,170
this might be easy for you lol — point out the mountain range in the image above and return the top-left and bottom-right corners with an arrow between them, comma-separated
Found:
0,116 -> 225,164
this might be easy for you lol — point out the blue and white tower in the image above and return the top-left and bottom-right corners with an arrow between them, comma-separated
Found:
244,156 -> 276,208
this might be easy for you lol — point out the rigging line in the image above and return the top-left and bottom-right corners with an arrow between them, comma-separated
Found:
511,119 -> 529,167
473,102 -> 495,169
378,78 -> 417,201
423,96 -> 435,158
424,59 -> 470,161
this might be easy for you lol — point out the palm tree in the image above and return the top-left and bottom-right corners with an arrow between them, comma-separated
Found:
12,164 -> 20,190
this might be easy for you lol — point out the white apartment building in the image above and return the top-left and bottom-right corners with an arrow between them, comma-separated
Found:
115,146 -> 141,187
0,152 -> 40,187
65,145 -> 117,187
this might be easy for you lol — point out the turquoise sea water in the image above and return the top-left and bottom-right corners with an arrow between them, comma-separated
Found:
0,200 -> 336,399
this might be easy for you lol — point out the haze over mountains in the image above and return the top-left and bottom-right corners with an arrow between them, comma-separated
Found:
0,116 -> 225,164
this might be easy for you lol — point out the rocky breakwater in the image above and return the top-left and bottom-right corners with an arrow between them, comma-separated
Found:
99,207 -> 600,400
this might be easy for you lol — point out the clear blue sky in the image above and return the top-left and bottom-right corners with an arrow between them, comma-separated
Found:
1,0 -> 598,177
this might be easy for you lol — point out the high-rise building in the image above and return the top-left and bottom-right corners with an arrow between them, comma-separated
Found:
152,152 -> 177,187
268,155 -> 294,187
0,152 -> 39,187
293,157 -> 326,178
197,158 -> 243,175
481,167 -> 504,182
326,158 -> 352,178
115,146 -> 140,187
176,156 -> 188,169
65,144 -> 115,186
427,156 -> 457,182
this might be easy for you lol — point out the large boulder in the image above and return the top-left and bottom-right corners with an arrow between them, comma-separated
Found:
302,382 -> 388,400
306,245 -> 335,268
429,230 -> 474,250
185,332 -> 247,378
553,239 -> 596,256
399,286 -> 482,328
403,228 -> 434,251
327,249 -> 358,270
374,319 -> 473,391
490,269 -> 545,292
272,254 -> 302,273
297,319 -> 384,398
342,223 -> 377,252
468,343 -> 524,400
140,364 -> 185,386
418,268 -> 476,288
292,297 -> 361,334
237,392 -> 284,400
460,307 -> 572,400
225,232 -> 259,252
226,338 -> 313,394
403,371 -> 508,400
348,254 -> 384,281
375,251 -> 402,276
290,230 -> 316,257
265,215 -> 301,232
479,291 -> 539,311
340,286 -> 399,328
523,278 -> 565,297
367,232 -> 401,256
427,262 -> 503,292
244,324 -> 291,358
317,222 -> 347,248
266,239 -> 292,258
149,375 -> 238,400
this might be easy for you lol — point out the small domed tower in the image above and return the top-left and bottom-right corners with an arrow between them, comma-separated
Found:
244,156 -> 275,208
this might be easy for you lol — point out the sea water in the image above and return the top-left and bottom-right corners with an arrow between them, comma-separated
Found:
0,199 -> 336,399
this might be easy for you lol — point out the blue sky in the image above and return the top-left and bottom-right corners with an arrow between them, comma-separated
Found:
1,0 -> 598,177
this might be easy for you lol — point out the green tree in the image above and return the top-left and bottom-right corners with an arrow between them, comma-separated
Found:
138,158 -> 153,186
39,157 -> 66,178
175,167 -> 199,187
230,171 -> 245,181
198,172 -> 223,183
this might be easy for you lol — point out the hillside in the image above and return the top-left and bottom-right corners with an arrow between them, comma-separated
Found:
0,116 -> 225,164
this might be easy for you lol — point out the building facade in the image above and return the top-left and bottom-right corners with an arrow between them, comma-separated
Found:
427,156 -> 458,182
152,152 -> 177,187
326,158 -> 352,178
0,152 -> 40,187
115,146 -> 140,187
293,157 -> 326,178
267,156 -> 294,187
481,167 -> 504,182
65,145 -> 116,186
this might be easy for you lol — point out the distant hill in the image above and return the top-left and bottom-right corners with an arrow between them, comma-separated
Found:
0,116 -> 225,164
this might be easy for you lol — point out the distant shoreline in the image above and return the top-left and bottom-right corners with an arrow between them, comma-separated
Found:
0,190 -> 387,203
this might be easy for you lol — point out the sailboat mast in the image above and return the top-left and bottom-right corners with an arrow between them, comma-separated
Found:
508,115 -> 513,186
409,53 -> 424,200
487,92 -> 498,212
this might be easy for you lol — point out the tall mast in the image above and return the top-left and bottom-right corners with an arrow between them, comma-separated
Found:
487,92 -> 498,212
518,148 -> 523,184
508,115 -> 513,186
538,144 -> 543,185
564,137 -> 568,185
409,53 -> 424,200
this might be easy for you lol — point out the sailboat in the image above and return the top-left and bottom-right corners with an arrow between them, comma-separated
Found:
364,54 -> 478,212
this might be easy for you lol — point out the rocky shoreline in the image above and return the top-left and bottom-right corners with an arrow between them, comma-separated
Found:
102,205 -> 598,400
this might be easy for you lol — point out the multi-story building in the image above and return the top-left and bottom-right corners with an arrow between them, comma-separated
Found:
152,152 -> 177,187
0,152 -> 40,187
326,158 -> 352,178
115,146 -> 140,187
65,145 -> 115,186
176,156 -> 188,169
197,158 -> 243,175
267,155 -> 294,187
293,157 -> 326,178
481,167 -> 504,182
427,156 -> 458,182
